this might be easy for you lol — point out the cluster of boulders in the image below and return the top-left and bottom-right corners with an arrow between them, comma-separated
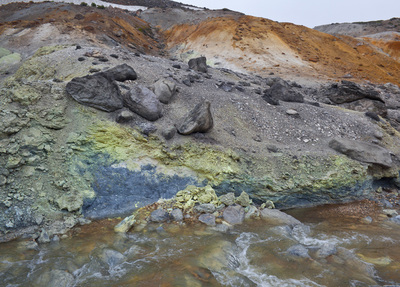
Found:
113,184 -> 300,234
66,56 -> 214,137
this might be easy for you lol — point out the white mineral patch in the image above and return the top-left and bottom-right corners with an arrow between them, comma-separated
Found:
0,0 -> 147,12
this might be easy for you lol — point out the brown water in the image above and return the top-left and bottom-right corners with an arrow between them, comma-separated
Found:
1,203 -> 400,287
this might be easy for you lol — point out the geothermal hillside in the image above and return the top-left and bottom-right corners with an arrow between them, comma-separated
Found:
1,1 -> 400,240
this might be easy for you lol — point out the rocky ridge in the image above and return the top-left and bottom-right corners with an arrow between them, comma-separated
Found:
1,2 -> 400,241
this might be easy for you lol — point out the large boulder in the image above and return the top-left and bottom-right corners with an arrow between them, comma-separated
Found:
153,78 -> 177,104
66,73 -> 123,112
123,85 -> 163,121
66,64 -> 137,112
262,79 -> 304,105
326,80 -> 383,104
188,56 -> 208,73
329,138 -> 392,168
177,101 -> 213,135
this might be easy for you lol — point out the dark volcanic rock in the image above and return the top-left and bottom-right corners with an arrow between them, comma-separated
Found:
66,73 -> 123,112
150,209 -> 169,222
262,80 -> 304,104
123,85 -> 163,121
329,137 -> 392,167
103,63 -> 137,82
326,80 -> 382,104
188,56 -> 208,73
199,213 -> 216,226
177,100 -> 213,135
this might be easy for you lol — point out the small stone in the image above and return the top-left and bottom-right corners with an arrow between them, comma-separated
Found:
110,54 -> 119,59
374,130 -> 384,140
287,244 -> 309,258
177,101 -> 213,135
78,57 -> 85,61
236,191 -> 251,207
245,205 -> 260,219
219,193 -> 235,206
199,213 -> 216,226
212,223 -> 230,233
0,175 -> 6,186
383,209 -> 398,218
115,214 -> 136,233
150,209 -> 169,222
188,56 -> 207,73
116,110 -> 135,123
170,209 -> 183,221
286,109 -> 299,116
361,216 -> 373,224
25,240 -> 39,250
172,64 -> 181,69
38,229 -> 51,244
390,215 -> 400,224
315,243 -> 337,258
223,205 -> 245,225
162,126 -> 177,140
194,203 -> 216,214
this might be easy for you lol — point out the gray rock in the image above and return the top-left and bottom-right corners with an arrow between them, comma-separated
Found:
223,205 -> 245,225
161,126 -> 177,140
262,80 -> 304,104
188,56 -> 207,73
170,208 -> 183,221
260,208 -> 301,226
236,191 -> 251,207
390,215 -> 400,224
194,203 -> 216,214
199,213 -> 216,226
287,244 -> 309,258
212,223 -> 230,233
326,80 -> 382,104
66,72 -> 123,112
116,110 -> 135,123
103,64 -> 137,82
38,228 -> 51,244
150,209 -> 169,222
138,122 -> 157,136
177,101 -> 213,135
101,249 -> 126,267
329,138 -> 392,168
153,78 -> 177,104
361,216 -> 373,224
315,243 -> 337,258
219,192 -> 235,206
123,85 -> 163,121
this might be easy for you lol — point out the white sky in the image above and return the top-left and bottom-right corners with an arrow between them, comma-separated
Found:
179,0 -> 400,28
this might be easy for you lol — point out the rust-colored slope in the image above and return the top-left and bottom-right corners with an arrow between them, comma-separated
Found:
0,2 -> 160,54
364,37 -> 400,61
165,15 -> 400,84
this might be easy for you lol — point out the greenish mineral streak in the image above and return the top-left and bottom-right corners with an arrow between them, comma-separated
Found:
174,185 -> 220,211
87,121 -> 240,184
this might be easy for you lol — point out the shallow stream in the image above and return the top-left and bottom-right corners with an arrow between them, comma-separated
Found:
1,202 -> 400,286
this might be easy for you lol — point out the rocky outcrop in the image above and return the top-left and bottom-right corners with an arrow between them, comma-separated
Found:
262,80 -> 304,105
123,85 -> 163,121
326,81 -> 383,104
329,138 -> 392,168
177,101 -> 213,135
66,73 -> 123,112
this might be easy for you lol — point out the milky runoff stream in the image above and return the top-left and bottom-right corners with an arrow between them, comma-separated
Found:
1,203 -> 400,286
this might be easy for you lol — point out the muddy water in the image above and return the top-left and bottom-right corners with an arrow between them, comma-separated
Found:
1,203 -> 400,287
